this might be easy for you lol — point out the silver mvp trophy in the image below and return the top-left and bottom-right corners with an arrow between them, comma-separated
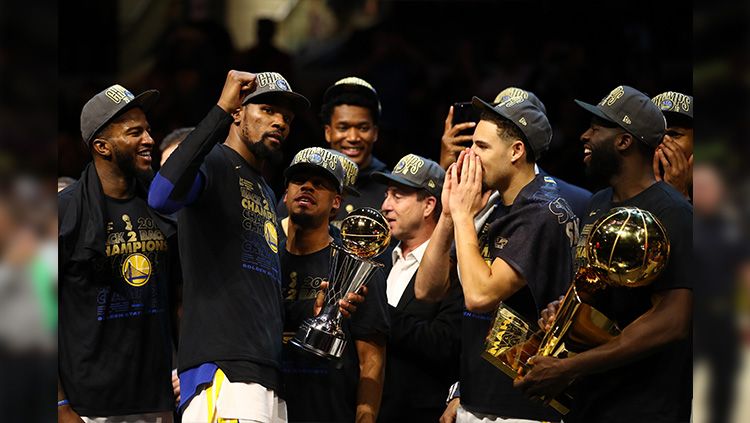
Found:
291,207 -> 391,359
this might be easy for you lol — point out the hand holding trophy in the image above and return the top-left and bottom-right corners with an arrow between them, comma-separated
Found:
291,207 -> 391,359
482,207 -> 670,414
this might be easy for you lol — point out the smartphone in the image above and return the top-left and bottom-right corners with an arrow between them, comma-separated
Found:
452,101 -> 479,140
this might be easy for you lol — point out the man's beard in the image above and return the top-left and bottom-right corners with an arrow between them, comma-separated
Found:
289,209 -> 327,229
585,139 -> 622,184
242,125 -> 284,165
113,146 -> 153,180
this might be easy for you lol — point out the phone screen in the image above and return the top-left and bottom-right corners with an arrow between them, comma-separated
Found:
452,102 -> 479,139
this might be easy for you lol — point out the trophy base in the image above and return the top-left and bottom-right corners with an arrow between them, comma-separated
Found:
290,318 -> 347,359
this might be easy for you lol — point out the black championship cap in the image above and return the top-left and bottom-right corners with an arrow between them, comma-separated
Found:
493,87 -> 547,114
284,147 -> 349,194
242,72 -> 310,114
80,84 -> 159,145
651,91 -> 693,121
575,85 -> 666,148
322,77 -> 382,117
326,149 -> 361,197
472,96 -> 552,160
372,154 -> 445,198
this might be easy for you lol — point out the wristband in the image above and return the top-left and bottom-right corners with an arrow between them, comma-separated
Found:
445,381 -> 460,405
57,399 -> 70,407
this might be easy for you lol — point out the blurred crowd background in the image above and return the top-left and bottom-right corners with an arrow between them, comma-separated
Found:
0,0 -> 747,421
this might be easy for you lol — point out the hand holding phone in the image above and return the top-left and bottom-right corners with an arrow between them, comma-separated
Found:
440,103 -> 478,169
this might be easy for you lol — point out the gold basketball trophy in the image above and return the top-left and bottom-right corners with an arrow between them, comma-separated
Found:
291,207 -> 391,359
482,207 -> 670,414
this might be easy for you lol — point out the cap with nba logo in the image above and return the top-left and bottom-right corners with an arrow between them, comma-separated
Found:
372,154 -> 445,198
651,91 -> 693,120
80,84 -> 159,145
284,147 -> 349,194
242,72 -> 310,114
575,85 -> 666,148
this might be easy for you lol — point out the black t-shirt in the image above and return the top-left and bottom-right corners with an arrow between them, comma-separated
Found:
566,181 -> 693,423
461,175 -> 576,420
177,144 -> 283,391
59,195 -> 173,416
279,241 -> 390,422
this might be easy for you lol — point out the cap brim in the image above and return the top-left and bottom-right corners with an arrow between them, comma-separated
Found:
472,96 -> 527,132
573,99 -> 616,124
662,109 -> 693,123
371,172 -> 422,190
284,163 -> 343,193
86,89 -> 160,144
471,96 -> 498,117
129,89 -> 160,114
243,91 -> 310,115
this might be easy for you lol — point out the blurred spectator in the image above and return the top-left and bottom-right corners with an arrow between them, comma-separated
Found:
694,163 -> 746,423
234,18 -> 293,79
0,179 -> 57,422
145,20 -> 235,146
159,126 -> 195,167
57,176 -> 76,193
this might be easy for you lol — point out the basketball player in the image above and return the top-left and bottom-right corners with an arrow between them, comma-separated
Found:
148,71 -> 360,422
515,86 -> 693,423
59,84 -> 178,422
279,147 -> 390,422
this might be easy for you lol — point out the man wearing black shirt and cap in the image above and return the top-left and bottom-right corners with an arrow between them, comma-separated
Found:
279,147 -> 390,423
416,96 -> 577,422
149,70 -> 307,422
59,84 -> 177,422
515,86 -> 693,423
149,70 -> 362,422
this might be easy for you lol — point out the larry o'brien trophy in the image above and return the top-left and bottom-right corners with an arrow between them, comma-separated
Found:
482,207 -> 670,414
291,207 -> 391,359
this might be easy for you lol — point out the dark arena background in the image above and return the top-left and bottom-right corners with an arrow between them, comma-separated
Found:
1,0 -> 748,421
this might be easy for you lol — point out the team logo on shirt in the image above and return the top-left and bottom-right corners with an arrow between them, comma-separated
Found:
494,237 -> 509,249
121,253 -> 152,287
264,220 -> 279,253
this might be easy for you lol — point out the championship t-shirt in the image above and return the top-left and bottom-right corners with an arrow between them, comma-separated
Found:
59,195 -> 173,416
280,241 -> 390,422
460,175 -> 577,421
177,144 -> 283,391
565,181 -> 693,423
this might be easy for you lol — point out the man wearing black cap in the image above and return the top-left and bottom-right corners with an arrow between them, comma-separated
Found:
279,147 -> 389,423
441,87 -> 592,220
147,70 -> 310,421
59,84 -> 178,422
277,77 -> 389,226
371,154 -> 463,423
416,96 -> 577,422
515,86 -> 693,423
651,91 -> 693,199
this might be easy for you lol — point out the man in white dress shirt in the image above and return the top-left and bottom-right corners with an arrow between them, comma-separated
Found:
372,154 -> 463,423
